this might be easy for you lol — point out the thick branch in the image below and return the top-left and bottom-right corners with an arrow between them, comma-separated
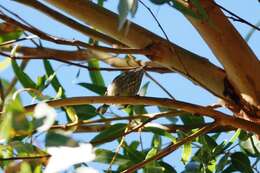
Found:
0,46 -> 168,72
24,96 -> 260,134
44,0 -> 227,101
185,1 -> 260,107
14,0 -> 125,47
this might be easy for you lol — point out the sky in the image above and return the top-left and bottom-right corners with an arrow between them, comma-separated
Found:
0,0 -> 260,172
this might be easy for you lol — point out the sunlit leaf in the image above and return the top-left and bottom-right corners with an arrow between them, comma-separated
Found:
0,58 -> 11,72
182,142 -> 191,164
88,58 -> 105,87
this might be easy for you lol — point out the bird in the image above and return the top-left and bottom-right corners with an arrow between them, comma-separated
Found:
97,67 -> 144,114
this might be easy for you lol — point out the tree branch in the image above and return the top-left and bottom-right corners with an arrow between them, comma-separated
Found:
43,0 -> 228,102
0,12 -> 150,55
185,0 -> 260,108
24,96 -> 260,134
14,0 -> 126,47
0,46 -> 169,73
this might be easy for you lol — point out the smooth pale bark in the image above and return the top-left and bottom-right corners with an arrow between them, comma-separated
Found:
186,1 -> 260,108
45,0 -> 227,100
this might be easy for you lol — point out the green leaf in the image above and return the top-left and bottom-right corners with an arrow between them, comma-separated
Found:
95,149 -> 131,165
244,20 -> 260,42
158,161 -> 177,173
184,161 -> 200,172
0,99 -> 27,141
11,60 -> 37,89
150,0 -> 169,5
45,131 -> 78,147
19,162 -> 32,173
182,142 -> 191,164
0,58 -> 11,72
118,0 -> 138,29
91,123 -> 127,144
158,107 -> 178,124
88,58 -> 105,87
0,23 -> 23,43
216,155 -> 230,173
10,141 -> 46,157
180,112 -> 204,125
144,166 -> 165,173
122,141 -> 145,163
223,129 -> 241,150
230,152 -> 253,173
0,112 -> 12,141
43,59 -> 65,97
240,135 -> 260,157
170,0 -> 200,19
144,127 -> 176,143
78,82 -> 106,96
73,104 -> 97,120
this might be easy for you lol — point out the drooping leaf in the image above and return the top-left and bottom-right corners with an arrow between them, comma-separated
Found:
180,112 -> 204,125
91,123 -> 127,144
240,135 -> 260,157
244,20 -> 260,42
12,60 -> 37,89
88,58 -> 105,87
181,142 -> 191,164
216,154 -> 230,173
144,166 -> 165,173
73,104 -> 97,120
78,82 -> 106,96
144,126 -> 176,143
45,131 -> 78,147
122,141 -> 145,164
230,152 -> 253,173
43,59 -> 65,98
118,0 -> 138,29
95,149 -> 131,165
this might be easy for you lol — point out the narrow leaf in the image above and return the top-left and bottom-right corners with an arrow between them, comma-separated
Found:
78,82 -> 106,96
91,123 -> 127,144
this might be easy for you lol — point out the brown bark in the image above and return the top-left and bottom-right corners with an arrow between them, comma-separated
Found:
185,1 -> 260,109
44,0 -> 227,101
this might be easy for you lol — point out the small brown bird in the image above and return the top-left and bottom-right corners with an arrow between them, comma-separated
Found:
97,67 -> 144,114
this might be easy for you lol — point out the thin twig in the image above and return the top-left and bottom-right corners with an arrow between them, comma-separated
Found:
139,0 -> 189,76
0,154 -> 50,161
144,71 -> 175,100
0,51 -> 171,73
213,1 -> 260,31
0,11 -> 150,55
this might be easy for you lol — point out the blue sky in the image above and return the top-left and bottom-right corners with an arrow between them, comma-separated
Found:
1,0 -> 259,172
